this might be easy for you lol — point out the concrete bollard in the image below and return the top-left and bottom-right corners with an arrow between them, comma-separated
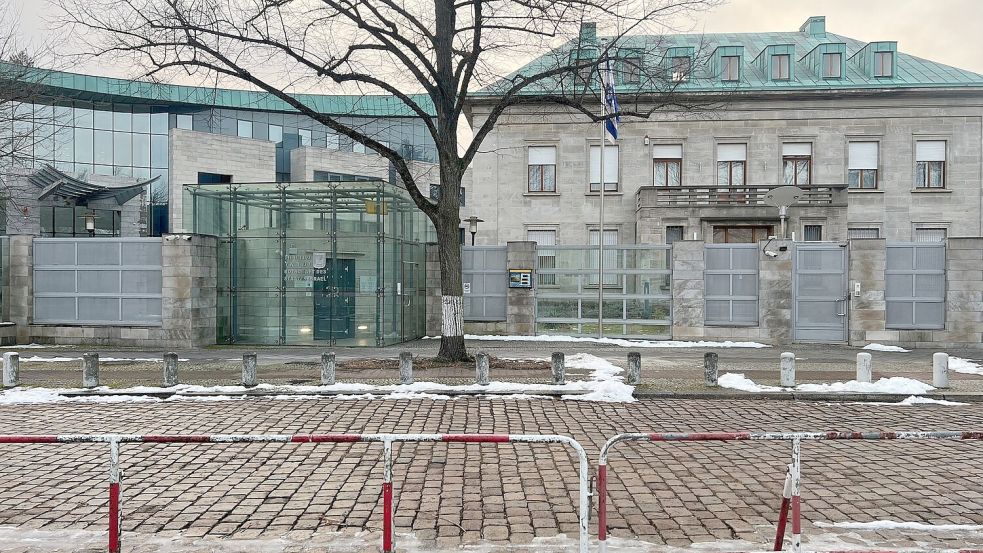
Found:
163,352 -> 179,387
399,352 -> 413,384
856,352 -> 872,384
551,352 -> 565,385
475,352 -> 490,386
933,352 -> 950,388
82,352 -> 100,388
704,352 -> 719,387
2,352 -> 19,387
321,352 -> 336,386
242,353 -> 257,387
627,352 -> 641,385
780,352 -> 795,387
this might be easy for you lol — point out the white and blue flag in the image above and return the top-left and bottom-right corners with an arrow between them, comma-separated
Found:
601,59 -> 620,143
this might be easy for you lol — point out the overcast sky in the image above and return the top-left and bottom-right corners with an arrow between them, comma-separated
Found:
5,0 -> 982,77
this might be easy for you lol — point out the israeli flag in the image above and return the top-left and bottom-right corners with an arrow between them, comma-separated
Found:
602,59 -> 620,144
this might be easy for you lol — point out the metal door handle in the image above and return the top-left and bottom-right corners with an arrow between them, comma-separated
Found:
836,297 -> 847,317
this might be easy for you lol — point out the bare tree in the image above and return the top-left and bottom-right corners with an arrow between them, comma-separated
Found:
56,0 -> 720,360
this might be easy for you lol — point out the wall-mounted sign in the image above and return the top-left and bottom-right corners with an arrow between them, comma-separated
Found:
508,269 -> 532,288
463,282 -> 472,294
312,251 -> 327,269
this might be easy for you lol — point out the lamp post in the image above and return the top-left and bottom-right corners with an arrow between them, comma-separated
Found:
81,211 -> 97,237
465,216 -> 483,246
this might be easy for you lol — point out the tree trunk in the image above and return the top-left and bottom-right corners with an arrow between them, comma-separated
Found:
434,205 -> 468,361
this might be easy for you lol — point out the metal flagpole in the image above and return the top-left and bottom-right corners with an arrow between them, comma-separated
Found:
597,76 -> 606,339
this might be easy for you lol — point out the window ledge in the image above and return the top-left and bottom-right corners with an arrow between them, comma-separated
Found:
847,189 -> 884,194
585,192 -> 624,197
523,192 -> 560,197
910,188 -> 952,193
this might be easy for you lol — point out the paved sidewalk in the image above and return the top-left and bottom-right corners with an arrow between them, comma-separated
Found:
0,397 -> 982,551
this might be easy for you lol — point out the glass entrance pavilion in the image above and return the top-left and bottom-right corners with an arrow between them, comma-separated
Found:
186,180 -> 430,346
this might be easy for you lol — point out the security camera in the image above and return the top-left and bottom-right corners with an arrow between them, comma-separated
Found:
764,251 -> 779,258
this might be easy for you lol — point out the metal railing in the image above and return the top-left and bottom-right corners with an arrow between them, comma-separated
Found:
597,431 -> 983,553
637,184 -> 847,208
0,433 -> 590,553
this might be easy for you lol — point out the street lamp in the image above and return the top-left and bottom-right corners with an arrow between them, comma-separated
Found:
81,211 -> 97,237
464,215 -> 483,246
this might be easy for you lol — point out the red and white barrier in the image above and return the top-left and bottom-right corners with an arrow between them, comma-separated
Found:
597,431 -> 983,553
0,433 -> 590,553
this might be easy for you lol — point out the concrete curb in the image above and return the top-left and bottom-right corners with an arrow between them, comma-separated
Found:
56,388 -> 586,399
633,390 -> 983,403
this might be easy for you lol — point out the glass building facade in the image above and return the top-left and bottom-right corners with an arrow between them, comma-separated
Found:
186,180 -> 430,346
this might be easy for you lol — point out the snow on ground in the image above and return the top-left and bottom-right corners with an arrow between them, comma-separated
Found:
424,334 -> 770,349
815,520 -> 983,532
863,343 -> 911,353
0,354 -> 634,404
18,356 -> 190,362
896,395 -> 968,406
718,373 -> 937,395
950,356 -> 983,375
0,343 -> 72,349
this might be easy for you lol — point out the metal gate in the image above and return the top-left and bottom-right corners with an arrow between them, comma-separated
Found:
461,246 -> 507,321
792,242 -> 848,342
704,244 -> 759,326
885,243 -> 946,329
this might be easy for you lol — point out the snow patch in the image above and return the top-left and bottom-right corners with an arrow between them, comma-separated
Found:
20,356 -> 189,363
718,373 -> 936,395
897,395 -> 968,406
717,373 -> 782,392
950,356 -> 983,375
863,343 -> 910,352
424,334 -> 770,349
815,520 -> 983,532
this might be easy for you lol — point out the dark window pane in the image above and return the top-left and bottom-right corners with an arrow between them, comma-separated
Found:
55,206 -> 73,236
666,226 -> 684,244
863,170 -> 876,188
848,169 -> 860,188
804,225 -> 822,241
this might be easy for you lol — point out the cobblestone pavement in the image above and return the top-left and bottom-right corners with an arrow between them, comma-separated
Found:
1,398 -> 982,551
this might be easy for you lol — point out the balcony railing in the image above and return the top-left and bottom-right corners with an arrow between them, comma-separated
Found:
637,184 -> 847,208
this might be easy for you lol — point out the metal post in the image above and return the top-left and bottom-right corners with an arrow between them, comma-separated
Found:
551,352 -> 565,385
399,352 -> 413,385
82,352 -> 100,388
856,352 -> 872,384
2,352 -> 19,387
242,353 -> 257,387
626,352 -> 641,385
108,439 -> 122,553
321,352 -> 336,386
475,352 -> 490,386
704,352 -> 719,386
790,438 -> 802,553
382,439 -> 394,553
162,352 -> 179,387
597,461 -> 608,552
773,464 -> 793,551
598,121 -> 605,339
780,352 -> 795,387
933,352 -> 949,388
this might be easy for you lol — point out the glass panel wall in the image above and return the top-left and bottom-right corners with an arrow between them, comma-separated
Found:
187,179 -> 429,346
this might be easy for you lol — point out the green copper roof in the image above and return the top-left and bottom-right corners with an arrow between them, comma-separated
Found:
476,19 -> 983,97
1,63 -> 435,117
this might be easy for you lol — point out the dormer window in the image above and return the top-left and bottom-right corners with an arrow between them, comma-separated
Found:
771,54 -> 790,80
670,56 -> 691,82
822,53 -> 842,78
621,57 -> 641,84
721,56 -> 740,81
874,51 -> 893,77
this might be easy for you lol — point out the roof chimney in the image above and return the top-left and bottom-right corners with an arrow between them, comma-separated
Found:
799,16 -> 826,37
579,22 -> 597,45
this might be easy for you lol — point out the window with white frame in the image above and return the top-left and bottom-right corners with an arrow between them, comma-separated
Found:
716,144 -> 747,186
915,140 -> 946,188
822,52 -> 842,78
236,120 -> 253,139
528,146 -> 557,192
589,144 -> 619,192
527,229 -> 557,285
848,227 -> 880,239
771,54 -> 790,80
848,141 -> 878,189
721,56 -> 740,81
874,51 -> 894,77
653,144 -> 682,187
782,143 -> 812,186
268,124 -> 283,143
588,228 -> 619,286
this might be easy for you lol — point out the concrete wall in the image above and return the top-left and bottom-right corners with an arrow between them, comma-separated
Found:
169,129 -> 276,233
467,93 -> 983,246
289,147 -> 389,182
7,234 -> 217,348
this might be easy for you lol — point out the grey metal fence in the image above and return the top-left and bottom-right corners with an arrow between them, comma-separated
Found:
886,242 -> 946,329
704,244 -> 759,326
462,246 -> 507,321
535,245 -> 672,338
33,238 -> 163,326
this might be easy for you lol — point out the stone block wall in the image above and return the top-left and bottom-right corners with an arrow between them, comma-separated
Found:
669,240 -> 704,340
505,241 -> 536,336
848,239 -> 888,345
